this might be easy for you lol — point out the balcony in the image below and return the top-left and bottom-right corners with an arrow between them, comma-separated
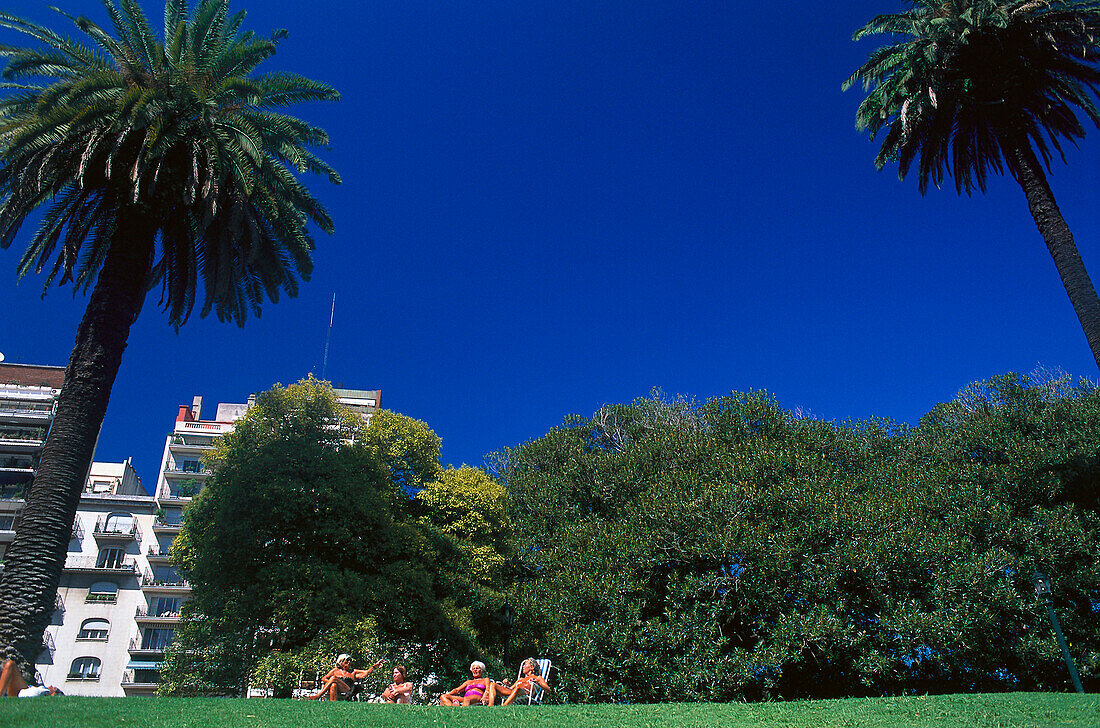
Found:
145,544 -> 173,563
0,517 -> 16,544
93,518 -> 141,545
0,407 -> 52,426
151,517 -> 182,534
0,430 -> 46,453
120,669 -> 159,693
129,636 -> 168,657
168,434 -> 215,455
63,555 -> 138,575
71,519 -> 85,541
140,570 -> 190,592
39,631 -> 54,655
162,460 -> 212,478
135,606 -> 182,624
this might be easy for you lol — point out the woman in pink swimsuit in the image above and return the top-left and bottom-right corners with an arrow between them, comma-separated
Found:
439,661 -> 489,706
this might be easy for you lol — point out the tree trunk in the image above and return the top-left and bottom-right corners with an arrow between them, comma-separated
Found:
0,212 -> 155,679
1009,144 -> 1100,372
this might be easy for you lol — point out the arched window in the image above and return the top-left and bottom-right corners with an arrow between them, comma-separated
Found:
103,512 -> 133,534
87,582 -> 118,604
77,618 -> 109,640
68,656 -> 101,680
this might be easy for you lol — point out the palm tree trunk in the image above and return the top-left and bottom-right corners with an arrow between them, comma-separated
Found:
0,212 -> 155,679
1009,144 -> 1100,371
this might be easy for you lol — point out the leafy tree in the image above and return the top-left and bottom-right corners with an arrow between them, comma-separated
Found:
0,0 -> 338,672
497,386 -> 1100,701
417,466 -> 513,585
843,1 -> 1100,369
162,379 -> 479,695
364,409 -> 444,494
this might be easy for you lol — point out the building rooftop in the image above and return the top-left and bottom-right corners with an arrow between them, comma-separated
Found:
0,363 -> 65,389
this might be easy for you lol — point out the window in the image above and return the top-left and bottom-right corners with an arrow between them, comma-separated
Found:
90,479 -> 112,493
0,515 -> 15,531
180,459 -> 202,473
132,668 -> 159,684
87,582 -> 118,604
152,567 -> 180,585
150,597 -> 181,616
103,512 -> 132,533
68,657 -> 101,681
140,628 -> 175,651
77,618 -> 109,641
96,547 -> 126,569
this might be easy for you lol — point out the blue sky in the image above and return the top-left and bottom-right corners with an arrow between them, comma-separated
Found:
2,0 -> 1100,493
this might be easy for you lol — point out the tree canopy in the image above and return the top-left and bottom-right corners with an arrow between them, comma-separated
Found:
163,379 -> 484,695
495,379 -> 1100,701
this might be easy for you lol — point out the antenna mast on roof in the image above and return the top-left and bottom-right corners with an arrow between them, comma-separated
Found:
321,293 -> 335,381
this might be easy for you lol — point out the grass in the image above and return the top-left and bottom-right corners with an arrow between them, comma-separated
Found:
0,693 -> 1096,728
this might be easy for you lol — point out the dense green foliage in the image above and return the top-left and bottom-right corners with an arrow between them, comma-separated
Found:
2,693 -> 1098,728
162,379 -> 490,696
495,376 -> 1100,702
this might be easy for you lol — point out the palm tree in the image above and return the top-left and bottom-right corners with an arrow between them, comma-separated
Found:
0,0 -> 339,675
844,0 -> 1100,369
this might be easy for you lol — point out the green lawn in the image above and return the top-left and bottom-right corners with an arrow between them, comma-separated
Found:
0,694 -> 1096,728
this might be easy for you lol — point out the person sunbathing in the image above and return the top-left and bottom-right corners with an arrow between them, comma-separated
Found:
381,665 -> 412,703
0,660 -> 62,697
486,658 -> 550,706
305,654 -> 383,700
439,661 -> 489,706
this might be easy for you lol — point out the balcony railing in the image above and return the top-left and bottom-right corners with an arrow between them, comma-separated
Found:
162,460 -> 212,476
135,606 -> 182,620
40,631 -> 54,653
66,671 -> 100,682
145,544 -> 172,559
93,518 -> 141,544
152,516 -> 182,530
54,594 -> 64,614
140,570 -> 190,589
120,669 -> 159,687
71,519 -> 84,541
63,555 -> 138,573
129,636 -> 170,653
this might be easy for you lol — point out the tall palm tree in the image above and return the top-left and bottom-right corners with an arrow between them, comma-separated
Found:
844,0 -> 1100,369
0,0 -> 339,675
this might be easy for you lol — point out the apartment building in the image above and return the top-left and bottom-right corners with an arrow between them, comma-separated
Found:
8,380 -> 380,696
0,363 -> 65,559
40,460 -> 161,696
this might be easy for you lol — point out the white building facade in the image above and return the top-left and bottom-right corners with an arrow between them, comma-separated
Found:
10,380 -> 380,696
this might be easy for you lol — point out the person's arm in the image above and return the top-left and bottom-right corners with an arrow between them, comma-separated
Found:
394,681 -> 412,697
354,660 -> 384,679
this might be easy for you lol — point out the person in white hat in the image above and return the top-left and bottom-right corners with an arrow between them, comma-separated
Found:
305,653 -> 383,700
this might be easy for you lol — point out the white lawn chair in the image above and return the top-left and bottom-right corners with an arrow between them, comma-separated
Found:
526,658 -> 554,704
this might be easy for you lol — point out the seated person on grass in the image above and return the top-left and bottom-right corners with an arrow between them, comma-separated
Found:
439,661 -> 489,706
0,660 -> 62,697
381,665 -> 412,704
486,658 -> 550,706
305,654 -> 383,700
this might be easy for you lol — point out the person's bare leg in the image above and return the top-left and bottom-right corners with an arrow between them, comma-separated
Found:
486,682 -> 497,705
0,660 -> 29,697
502,685 -> 526,706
